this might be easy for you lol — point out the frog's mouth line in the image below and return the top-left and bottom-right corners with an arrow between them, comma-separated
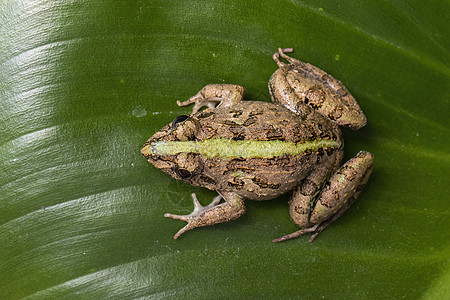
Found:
142,138 -> 339,159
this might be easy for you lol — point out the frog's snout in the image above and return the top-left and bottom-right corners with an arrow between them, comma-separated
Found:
141,143 -> 152,159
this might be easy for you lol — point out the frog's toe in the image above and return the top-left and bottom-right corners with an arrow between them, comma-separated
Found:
165,193 -> 221,218
177,96 -> 203,114
189,193 -> 222,214
164,212 -> 188,221
272,224 -> 320,243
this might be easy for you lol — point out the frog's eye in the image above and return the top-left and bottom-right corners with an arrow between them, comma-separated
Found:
172,115 -> 189,126
174,167 -> 192,179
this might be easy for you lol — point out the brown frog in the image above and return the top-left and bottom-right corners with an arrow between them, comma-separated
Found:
141,48 -> 374,242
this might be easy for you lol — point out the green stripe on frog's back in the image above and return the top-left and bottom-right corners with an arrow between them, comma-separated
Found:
148,138 -> 338,159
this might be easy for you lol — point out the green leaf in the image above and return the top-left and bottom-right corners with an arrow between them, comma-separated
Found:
1,0 -> 449,298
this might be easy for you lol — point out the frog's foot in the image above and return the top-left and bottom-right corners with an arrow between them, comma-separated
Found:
177,84 -> 245,114
272,47 -> 297,68
164,193 -> 222,239
176,92 -> 218,114
272,224 -> 320,243
165,191 -> 246,239
272,209 -> 348,243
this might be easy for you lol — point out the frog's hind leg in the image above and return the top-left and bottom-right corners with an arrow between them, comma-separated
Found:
177,84 -> 245,114
273,151 -> 374,242
165,191 -> 246,239
270,48 -> 367,130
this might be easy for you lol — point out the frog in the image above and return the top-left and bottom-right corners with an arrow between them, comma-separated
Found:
141,48 -> 374,242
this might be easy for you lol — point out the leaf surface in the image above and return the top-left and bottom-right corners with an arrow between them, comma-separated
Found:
1,1 -> 449,299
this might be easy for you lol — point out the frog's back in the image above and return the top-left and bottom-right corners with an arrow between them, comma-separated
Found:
191,101 -> 343,200
194,101 -> 340,143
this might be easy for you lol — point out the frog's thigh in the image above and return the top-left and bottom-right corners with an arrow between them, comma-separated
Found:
285,69 -> 367,130
309,151 -> 374,225
178,84 -> 245,113
269,68 -> 304,114
289,159 -> 340,228
289,180 -> 318,228
199,191 -> 246,226
269,49 -> 366,129
205,84 -> 245,108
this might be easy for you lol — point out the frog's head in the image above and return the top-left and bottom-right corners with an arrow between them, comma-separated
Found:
141,115 -> 204,184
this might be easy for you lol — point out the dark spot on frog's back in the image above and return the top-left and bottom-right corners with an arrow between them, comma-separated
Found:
321,73 -> 333,83
196,110 -> 215,119
197,125 -> 217,140
198,175 -> 216,186
248,110 -> 264,117
330,106 -> 343,120
223,167 -> 254,176
222,119 -> 240,127
226,157 -> 246,165
232,131 -> 246,141
225,157 -> 252,170
337,88 -> 348,97
242,117 -> 257,126
252,177 -> 281,189
231,110 -> 243,118
325,147 -> 336,156
315,147 -> 326,158
265,125 -> 283,140
227,177 -> 245,189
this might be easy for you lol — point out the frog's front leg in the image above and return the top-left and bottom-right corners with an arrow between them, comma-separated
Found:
274,151 -> 374,242
177,84 -> 245,114
164,191 -> 246,239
